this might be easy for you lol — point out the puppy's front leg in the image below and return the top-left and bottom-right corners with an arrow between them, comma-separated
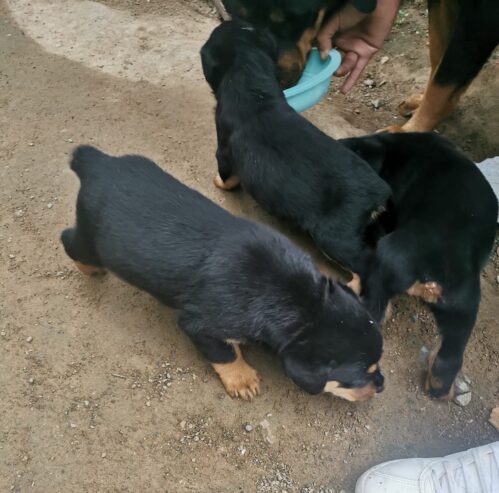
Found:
214,147 -> 240,190
185,329 -> 261,400
212,344 -> 261,400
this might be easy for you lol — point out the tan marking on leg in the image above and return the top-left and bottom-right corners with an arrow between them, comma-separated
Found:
214,173 -> 240,190
402,0 -> 462,131
74,261 -> 106,276
324,380 -> 377,402
398,93 -> 424,117
377,125 -> 405,134
367,364 -> 377,374
407,281 -> 442,303
212,344 -> 261,400
347,273 -> 361,296
424,345 -> 455,400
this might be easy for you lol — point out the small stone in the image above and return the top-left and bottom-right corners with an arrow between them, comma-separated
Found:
28,377 -> 35,384
47,203 -> 53,209
454,375 -> 471,394
14,209 -> 24,217
496,275 -> 499,284
454,392 -> 472,407
364,78 -> 375,87
28,142 -> 34,146
101,452 -> 106,458
419,345 -> 430,363
180,420 -> 186,429
84,400 -> 90,408
371,99 -> 381,109
364,424 -> 371,430
244,424 -> 253,432
145,401 -> 151,407
67,138 -> 73,143
70,423 -> 77,428
26,336 -> 33,343
380,56 -> 389,65
0,331 -> 5,336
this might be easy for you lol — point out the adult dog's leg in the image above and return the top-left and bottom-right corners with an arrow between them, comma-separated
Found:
401,0 -> 498,132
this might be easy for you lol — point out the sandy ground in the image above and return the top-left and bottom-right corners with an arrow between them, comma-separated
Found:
1,0 -> 498,492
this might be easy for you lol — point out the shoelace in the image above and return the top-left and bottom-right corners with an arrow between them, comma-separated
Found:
430,446 -> 499,493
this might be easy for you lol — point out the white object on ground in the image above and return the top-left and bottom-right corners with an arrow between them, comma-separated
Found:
477,157 -> 499,222
355,441 -> 499,493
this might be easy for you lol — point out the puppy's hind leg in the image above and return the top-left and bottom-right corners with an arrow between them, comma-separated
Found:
61,228 -> 105,275
425,276 -> 480,400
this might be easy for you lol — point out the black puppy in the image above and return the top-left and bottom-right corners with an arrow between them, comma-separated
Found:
200,21 -> 391,281
61,146 -> 384,401
340,132 -> 498,399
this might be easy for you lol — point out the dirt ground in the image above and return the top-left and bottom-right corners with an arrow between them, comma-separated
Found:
1,0 -> 498,492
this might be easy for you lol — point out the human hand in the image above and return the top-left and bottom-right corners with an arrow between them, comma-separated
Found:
317,0 -> 400,94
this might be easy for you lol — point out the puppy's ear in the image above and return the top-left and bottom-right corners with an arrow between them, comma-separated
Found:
340,137 -> 386,174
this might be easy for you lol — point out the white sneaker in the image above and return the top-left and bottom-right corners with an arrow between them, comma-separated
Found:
355,442 -> 499,493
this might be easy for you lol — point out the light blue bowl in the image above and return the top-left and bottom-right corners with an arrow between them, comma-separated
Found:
283,48 -> 341,113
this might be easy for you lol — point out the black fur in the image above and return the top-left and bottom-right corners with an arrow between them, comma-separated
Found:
429,0 -> 498,91
61,145 -> 384,397
340,132 -> 498,398
201,20 -> 391,280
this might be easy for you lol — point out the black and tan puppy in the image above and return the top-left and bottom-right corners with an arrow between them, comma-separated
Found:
340,132 -> 498,400
61,145 -> 384,401
222,0 -> 348,87
201,20 -> 391,281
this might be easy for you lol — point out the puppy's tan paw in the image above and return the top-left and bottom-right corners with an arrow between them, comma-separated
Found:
212,346 -> 261,400
214,173 -> 240,190
398,93 -> 423,117
74,261 -> 106,276
376,125 -> 406,134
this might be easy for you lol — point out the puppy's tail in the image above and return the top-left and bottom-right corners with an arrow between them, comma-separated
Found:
70,145 -> 109,180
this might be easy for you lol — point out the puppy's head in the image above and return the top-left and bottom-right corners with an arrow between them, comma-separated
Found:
281,279 -> 384,401
223,0 -> 348,87
200,20 -> 278,92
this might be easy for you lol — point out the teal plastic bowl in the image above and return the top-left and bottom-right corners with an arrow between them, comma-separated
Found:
283,48 -> 341,113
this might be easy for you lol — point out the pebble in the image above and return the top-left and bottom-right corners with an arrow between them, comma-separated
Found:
9,254 -> 15,259
145,401 -> 151,407
26,336 -> 33,343
14,209 -> 24,217
454,392 -> 472,407
371,99 -> 381,109
419,345 -> 430,363
363,79 -> 375,87
454,375 -> 471,394
0,331 -> 6,336
380,56 -> 389,65
244,424 -> 253,432
101,452 -> 106,458
28,377 -> 35,384
47,203 -> 53,209
496,275 -> 499,284
84,400 -> 90,408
